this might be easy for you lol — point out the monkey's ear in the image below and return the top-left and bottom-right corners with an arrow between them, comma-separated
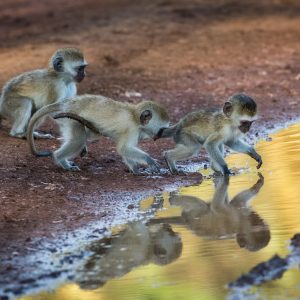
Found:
223,102 -> 233,117
53,56 -> 64,72
140,110 -> 152,125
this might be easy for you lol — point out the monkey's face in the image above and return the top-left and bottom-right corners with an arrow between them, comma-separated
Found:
226,104 -> 257,133
59,59 -> 88,82
224,94 -> 258,131
239,120 -> 254,133
74,64 -> 88,82
237,111 -> 257,133
51,48 -> 87,83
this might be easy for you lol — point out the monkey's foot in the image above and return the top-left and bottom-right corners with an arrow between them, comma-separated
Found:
143,168 -> 162,175
131,168 -> 159,176
33,131 -> 55,139
213,170 -> 234,177
175,169 -> 187,176
57,160 -> 81,171
164,156 -> 181,175
80,146 -> 88,157
168,167 -> 187,176
148,164 -> 161,174
9,131 -> 26,139
223,166 -> 235,176
65,164 -> 81,171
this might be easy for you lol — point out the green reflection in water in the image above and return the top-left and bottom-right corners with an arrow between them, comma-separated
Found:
21,123 -> 300,300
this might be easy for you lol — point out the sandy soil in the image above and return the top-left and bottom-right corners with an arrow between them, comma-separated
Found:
0,0 -> 300,292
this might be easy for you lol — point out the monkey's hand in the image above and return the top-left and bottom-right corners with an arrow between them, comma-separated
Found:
167,169 -> 187,176
256,156 -> 263,169
252,153 -> 262,169
247,149 -> 262,169
147,158 -> 161,174
223,166 -> 234,176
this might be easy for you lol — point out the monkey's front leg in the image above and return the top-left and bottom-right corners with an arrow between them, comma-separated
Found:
205,135 -> 233,175
248,149 -> 263,169
226,139 -> 262,169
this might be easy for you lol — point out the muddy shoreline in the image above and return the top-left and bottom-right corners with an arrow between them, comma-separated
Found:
1,117 -> 299,300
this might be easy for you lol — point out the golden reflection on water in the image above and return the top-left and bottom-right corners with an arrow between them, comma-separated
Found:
21,123 -> 300,300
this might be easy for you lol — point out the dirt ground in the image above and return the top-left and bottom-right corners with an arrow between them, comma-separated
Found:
0,0 -> 300,290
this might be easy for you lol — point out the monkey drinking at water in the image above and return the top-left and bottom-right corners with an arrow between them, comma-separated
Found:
155,93 -> 262,175
27,95 -> 170,174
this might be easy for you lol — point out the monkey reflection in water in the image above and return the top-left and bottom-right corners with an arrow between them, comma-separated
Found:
75,222 -> 182,290
154,174 -> 270,252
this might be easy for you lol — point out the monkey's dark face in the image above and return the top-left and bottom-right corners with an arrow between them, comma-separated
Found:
153,127 -> 167,140
74,65 -> 87,82
239,120 -> 254,133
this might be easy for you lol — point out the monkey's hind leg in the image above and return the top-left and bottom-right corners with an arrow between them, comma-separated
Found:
53,120 -> 87,171
164,142 -> 199,175
7,98 -> 33,139
33,132 -> 54,139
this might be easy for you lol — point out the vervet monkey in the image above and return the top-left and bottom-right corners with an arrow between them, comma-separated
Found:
0,48 -> 87,138
76,221 -> 182,290
27,95 -> 170,173
155,93 -> 262,175
152,174 -> 270,252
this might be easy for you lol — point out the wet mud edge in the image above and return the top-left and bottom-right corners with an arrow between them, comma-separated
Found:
1,117 -> 300,299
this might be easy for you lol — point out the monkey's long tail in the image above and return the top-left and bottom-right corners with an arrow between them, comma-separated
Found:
27,102 -> 62,157
53,113 -> 101,134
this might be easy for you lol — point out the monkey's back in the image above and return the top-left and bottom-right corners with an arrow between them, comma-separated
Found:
179,109 -> 226,142
61,95 -> 135,139
2,69 -> 50,95
1,69 -> 64,111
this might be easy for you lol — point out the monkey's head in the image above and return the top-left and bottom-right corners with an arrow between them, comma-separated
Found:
50,48 -> 88,83
223,93 -> 257,133
136,101 -> 170,140
150,223 -> 183,265
236,212 -> 270,252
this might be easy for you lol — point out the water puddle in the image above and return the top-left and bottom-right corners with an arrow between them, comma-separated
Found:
14,123 -> 300,299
